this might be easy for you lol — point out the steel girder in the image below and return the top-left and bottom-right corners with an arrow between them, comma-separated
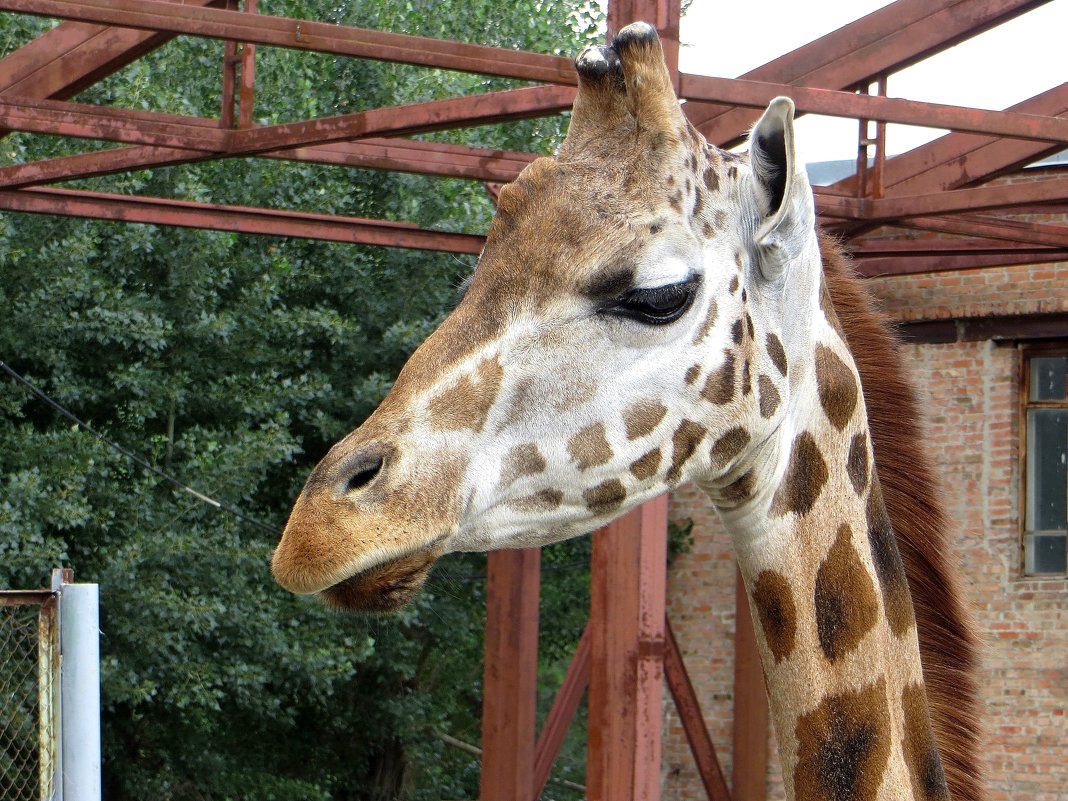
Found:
0,0 -> 1065,274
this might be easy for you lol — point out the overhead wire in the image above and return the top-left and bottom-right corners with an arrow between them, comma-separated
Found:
0,358 -> 280,535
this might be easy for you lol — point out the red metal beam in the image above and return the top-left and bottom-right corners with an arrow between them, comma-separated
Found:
0,138 -> 537,190
269,139 -> 536,182
587,496 -> 668,801
896,213 -> 1068,248
664,618 -> 732,801
0,0 -> 225,109
866,175 -> 1068,219
898,312 -> 1068,343
845,84 -> 1068,195
229,85 -> 575,155
481,549 -> 540,801
679,73 -> 1068,145
854,250 -> 1068,277
532,626 -> 591,801
849,238 -> 1062,257
0,85 -> 573,153
1,0 -> 577,84
0,145 -> 208,189
732,568 -> 768,801
237,0 -> 257,130
814,191 -> 865,219
685,0 -> 1048,145
0,96 -> 230,151
0,186 -> 487,253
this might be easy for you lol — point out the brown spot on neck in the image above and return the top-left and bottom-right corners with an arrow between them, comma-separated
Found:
731,318 -> 744,344
567,422 -> 613,470
629,448 -> 661,480
793,679 -> 892,801
584,479 -> 626,514
770,431 -> 828,518
718,469 -> 755,506
847,433 -> 870,495
815,343 -> 858,431
766,332 -> 788,377
758,374 -> 781,418
702,164 -> 720,193
751,570 -> 797,663
510,488 -> 563,512
701,351 -> 736,405
866,478 -> 916,636
692,299 -> 718,345
623,399 -> 668,440
498,443 -> 546,489
814,524 -> 879,662
667,419 -> 707,483
710,426 -> 750,470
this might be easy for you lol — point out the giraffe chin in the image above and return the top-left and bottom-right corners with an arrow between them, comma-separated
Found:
318,550 -> 440,613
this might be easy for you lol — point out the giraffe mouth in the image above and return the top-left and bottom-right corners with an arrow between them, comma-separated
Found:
318,546 -> 442,613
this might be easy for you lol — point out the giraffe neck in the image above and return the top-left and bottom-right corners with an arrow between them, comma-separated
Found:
712,338 -> 949,801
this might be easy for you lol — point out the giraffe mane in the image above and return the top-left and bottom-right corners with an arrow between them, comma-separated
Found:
820,231 -> 985,801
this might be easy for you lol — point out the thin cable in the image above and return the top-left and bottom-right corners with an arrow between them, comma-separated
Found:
0,359 -> 279,535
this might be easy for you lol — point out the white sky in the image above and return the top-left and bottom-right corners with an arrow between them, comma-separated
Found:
677,0 -> 1068,164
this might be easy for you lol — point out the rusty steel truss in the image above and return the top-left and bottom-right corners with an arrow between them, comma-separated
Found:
1,1 -> 1066,800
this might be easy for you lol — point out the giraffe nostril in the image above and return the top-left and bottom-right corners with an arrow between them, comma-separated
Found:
329,444 -> 393,498
344,458 -> 383,494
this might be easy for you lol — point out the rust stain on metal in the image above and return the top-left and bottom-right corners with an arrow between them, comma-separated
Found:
37,594 -> 60,800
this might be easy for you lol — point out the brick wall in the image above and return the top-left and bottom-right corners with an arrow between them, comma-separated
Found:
662,260 -> 1068,801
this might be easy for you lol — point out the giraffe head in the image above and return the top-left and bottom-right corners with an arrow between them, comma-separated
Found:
272,23 -> 821,611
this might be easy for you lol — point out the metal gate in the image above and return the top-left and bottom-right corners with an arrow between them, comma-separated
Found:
0,584 -> 59,801
1,569 -> 100,801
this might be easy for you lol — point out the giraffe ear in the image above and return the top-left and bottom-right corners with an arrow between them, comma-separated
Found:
748,97 -> 815,281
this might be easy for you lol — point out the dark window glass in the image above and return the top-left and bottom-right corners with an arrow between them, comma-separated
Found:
1026,409 -> 1068,533
1030,356 -> 1067,401
1026,534 -> 1067,574
1023,349 -> 1068,576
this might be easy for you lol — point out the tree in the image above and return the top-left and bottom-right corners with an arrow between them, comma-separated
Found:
0,3 -> 602,798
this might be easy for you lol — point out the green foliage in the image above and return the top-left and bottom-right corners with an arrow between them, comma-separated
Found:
668,516 -> 695,562
0,3 -> 604,799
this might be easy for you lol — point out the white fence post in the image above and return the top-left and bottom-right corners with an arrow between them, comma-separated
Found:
53,570 -> 101,801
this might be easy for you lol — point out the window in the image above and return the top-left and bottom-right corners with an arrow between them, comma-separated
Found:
1022,346 -> 1068,575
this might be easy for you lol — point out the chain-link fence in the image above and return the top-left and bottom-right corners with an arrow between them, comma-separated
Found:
0,591 -> 58,801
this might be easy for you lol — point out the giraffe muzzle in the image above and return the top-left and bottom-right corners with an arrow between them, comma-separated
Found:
272,429 -> 465,607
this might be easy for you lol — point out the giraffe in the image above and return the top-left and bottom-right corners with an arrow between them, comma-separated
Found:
272,23 -> 983,801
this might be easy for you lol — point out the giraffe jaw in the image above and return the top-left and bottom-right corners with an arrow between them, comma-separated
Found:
316,541 -> 446,612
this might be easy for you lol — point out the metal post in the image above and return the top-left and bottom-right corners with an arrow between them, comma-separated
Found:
856,83 -> 872,199
732,567 -> 768,801
480,548 -> 540,801
871,75 -> 888,200
238,0 -> 259,130
587,495 -> 668,801
37,591 -> 61,801
53,571 -> 102,801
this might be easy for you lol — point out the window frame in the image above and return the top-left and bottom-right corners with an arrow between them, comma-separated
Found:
1018,342 -> 1068,577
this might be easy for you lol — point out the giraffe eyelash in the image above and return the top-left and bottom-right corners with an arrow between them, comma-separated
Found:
602,276 -> 700,326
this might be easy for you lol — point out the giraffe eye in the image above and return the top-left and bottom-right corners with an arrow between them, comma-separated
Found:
606,277 -> 699,325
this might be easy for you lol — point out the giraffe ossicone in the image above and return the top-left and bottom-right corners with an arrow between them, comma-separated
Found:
273,22 -> 982,801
